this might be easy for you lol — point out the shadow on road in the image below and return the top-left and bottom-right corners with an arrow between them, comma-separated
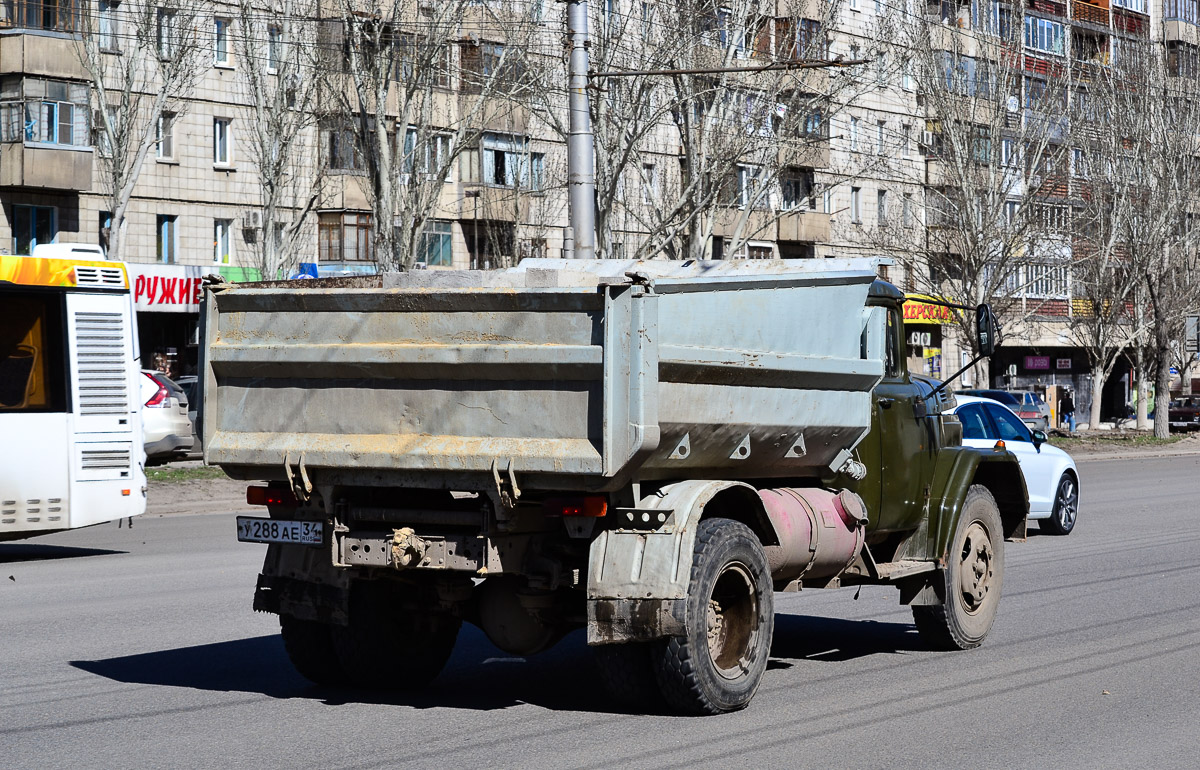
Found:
0,544 -> 126,563
70,613 -> 923,713
771,614 -> 927,662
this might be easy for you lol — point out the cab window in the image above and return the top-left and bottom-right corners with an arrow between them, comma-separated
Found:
984,403 -> 1030,442
957,404 -> 991,440
885,308 -> 902,377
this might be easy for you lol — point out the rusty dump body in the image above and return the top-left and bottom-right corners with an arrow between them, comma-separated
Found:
201,258 -> 885,491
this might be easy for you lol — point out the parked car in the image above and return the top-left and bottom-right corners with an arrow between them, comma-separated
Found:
1168,398 -> 1200,432
140,370 -> 194,463
174,374 -> 200,451
951,395 -> 1079,535
955,388 -> 1048,431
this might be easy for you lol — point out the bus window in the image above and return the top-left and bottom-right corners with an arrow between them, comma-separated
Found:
0,291 -> 67,412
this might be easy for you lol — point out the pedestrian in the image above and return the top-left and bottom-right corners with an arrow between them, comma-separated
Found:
1060,388 -> 1080,431
1061,389 -> 1076,432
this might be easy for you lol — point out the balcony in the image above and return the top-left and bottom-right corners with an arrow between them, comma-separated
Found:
0,1 -> 79,34
0,28 -> 88,80
0,142 -> 92,190
1071,0 -> 1111,26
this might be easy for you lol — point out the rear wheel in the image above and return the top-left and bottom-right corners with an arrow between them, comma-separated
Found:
593,642 -> 664,710
913,485 -> 1004,651
653,518 -> 774,715
330,581 -> 461,690
279,615 -> 344,687
1039,473 -> 1078,536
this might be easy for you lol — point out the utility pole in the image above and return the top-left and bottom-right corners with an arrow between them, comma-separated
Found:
566,0 -> 596,259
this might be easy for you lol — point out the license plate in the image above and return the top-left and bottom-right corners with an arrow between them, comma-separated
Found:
236,516 -> 324,545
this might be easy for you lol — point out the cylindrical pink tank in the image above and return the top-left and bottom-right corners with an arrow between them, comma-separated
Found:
759,488 -> 868,582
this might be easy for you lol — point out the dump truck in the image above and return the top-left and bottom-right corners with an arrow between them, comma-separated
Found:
200,258 -> 1027,715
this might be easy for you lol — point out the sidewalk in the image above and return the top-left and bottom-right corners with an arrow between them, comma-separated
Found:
1054,433 -> 1200,462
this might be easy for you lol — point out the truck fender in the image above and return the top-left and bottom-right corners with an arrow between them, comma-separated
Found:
586,480 -> 777,644
929,446 -> 1029,562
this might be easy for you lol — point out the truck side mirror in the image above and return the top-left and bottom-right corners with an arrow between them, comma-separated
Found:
975,304 -> 998,357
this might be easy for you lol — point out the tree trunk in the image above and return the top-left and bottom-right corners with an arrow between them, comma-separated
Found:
1135,347 -> 1149,430
1089,362 -> 1105,429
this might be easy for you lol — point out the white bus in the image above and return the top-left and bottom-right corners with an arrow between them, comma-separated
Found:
1,254 -> 146,541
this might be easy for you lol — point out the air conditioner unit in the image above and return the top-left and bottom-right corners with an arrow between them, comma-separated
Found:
1029,174 -> 1044,187
241,210 -> 264,230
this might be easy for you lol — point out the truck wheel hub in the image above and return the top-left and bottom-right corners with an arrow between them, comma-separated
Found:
958,523 -> 994,613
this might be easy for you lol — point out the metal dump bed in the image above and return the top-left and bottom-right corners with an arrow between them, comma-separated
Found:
201,259 -> 885,491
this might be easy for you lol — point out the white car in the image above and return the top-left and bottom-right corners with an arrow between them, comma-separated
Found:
140,370 -> 194,463
951,395 -> 1079,535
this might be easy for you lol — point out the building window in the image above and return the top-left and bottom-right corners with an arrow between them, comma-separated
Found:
902,58 -> 914,91
902,193 -> 914,227
877,189 -> 889,224
157,112 -> 175,159
851,187 -> 862,222
214,219 -> 232,264
318,212 -> 372,262
402,129 -> 452,180
876,120 -> 886,154
11,205 -> 56,256
1024,17 -> 1064,56
156,214 -> 177,264
781,167 -> 815,210
480,133 -> 540,188
1113,0 -> 1146,12
214,18 -> 232,66
849,116 -> 859,151
420,220 -> 453,266
324,126 -> 360,171
268,25 -> 282,72
736,164 -> 762,208
213,118 -> 232,165
0,78 -> 90,148
902,123 -> 911,157
157,8 -> 178,59
98,0 -> 120,51
1001,138 -> 1018,167
0,0 -> 78,32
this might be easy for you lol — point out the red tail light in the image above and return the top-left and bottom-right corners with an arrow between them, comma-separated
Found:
246,486 -> 298,507
545,496 -> 608,517
1017,411 -> 1038,419
143,371 -> 169,407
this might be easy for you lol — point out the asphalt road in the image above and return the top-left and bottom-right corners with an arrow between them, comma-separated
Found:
3,455 -> 1199,770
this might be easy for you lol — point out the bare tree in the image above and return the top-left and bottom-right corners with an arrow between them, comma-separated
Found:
234,0 -> 324,279
1083,43 -> 1200,436
79,0 -> 205,260
318,0 -> 538,270
529,0 -> 863,261
898,11 -> 1076,383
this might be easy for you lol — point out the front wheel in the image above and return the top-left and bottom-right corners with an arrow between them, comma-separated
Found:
653,518 -> 774,715
913,485 -> 1004,651
1039,472 -> 1078,536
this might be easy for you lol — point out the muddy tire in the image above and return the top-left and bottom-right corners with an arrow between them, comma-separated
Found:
279,615 -> 344,687
593,642 -> 664,710
330,582 -> 461,690
1039,472 -> 1078,536
913,485 -> 1004,651
653,518 -> 774,715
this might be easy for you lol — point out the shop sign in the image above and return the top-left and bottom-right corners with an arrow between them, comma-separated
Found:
1056,358 -> 1072,370
1025,356 -> 1051,370
903,295 -> 956,325
125,263 -> 205,313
